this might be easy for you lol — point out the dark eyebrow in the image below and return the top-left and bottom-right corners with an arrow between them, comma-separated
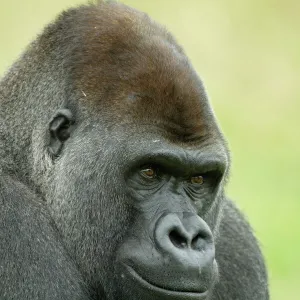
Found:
133,150 -> 227,178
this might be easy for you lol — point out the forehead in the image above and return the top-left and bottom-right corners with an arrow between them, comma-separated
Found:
72,3 -> 220,142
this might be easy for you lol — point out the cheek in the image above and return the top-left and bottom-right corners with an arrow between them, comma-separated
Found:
48,151 -> 131,262
202,193 -> 223,235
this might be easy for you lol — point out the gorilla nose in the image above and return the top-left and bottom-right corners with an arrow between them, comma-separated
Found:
155,213 -> 215,265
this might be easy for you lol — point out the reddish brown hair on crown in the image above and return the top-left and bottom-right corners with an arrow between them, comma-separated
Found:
37,1 -> 220,142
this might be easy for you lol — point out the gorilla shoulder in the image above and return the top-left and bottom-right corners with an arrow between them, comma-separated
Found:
0,174 -> 90,299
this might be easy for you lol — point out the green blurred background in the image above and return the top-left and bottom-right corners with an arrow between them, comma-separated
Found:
1,0 -> 299,299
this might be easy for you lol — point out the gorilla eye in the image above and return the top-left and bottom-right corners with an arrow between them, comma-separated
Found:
190,175 -> 204,185
140,167 -> 157,179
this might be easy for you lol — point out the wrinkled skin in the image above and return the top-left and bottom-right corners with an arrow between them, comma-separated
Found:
0,2 -> 269,300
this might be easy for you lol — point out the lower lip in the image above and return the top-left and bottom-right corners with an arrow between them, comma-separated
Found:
124,264 -> 209,300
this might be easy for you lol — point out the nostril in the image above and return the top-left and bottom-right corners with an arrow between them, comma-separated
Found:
191,232 -> 209,251
169,230 -> 188,249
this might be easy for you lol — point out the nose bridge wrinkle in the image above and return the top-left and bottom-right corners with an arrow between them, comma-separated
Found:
182,214 -> 204,236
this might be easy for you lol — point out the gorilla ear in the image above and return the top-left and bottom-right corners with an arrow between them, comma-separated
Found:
48,109 -> 75,157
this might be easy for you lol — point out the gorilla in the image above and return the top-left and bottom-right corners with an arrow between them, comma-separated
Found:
0,2 -> 268,300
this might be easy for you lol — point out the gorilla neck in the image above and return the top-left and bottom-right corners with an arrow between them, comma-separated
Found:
0,91 -> 33,185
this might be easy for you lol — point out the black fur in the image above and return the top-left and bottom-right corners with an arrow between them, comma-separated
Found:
0,2 -> 268,299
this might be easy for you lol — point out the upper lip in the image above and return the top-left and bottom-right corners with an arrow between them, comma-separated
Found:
124,264 -> 209,299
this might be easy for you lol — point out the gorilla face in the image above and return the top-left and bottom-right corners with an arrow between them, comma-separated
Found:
117,140 -> 225,300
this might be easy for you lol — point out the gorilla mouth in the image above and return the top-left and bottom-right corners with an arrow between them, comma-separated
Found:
124,265 -> 208,299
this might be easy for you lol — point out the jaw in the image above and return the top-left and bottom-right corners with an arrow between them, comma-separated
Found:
116,263 -> 211,300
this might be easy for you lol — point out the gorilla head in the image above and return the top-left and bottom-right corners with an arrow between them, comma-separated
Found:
0,2 -> 255,300
43,4 -> 229,298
